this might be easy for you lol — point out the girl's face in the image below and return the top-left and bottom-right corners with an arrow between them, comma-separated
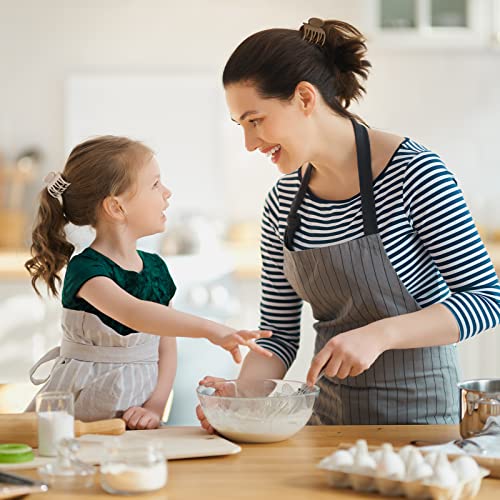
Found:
225,82 -> 313,174
121,156 -> 171,238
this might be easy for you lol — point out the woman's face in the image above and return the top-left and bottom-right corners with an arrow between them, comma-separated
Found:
225,82 -> 312,175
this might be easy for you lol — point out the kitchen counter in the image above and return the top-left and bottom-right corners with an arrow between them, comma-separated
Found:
16,425 -> 500,499
229,241 -> 500,279
2,241 -> 500,279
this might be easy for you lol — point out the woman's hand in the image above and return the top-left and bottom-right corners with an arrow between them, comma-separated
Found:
122,406 -> 161,430
209,329 -> 273,363
195,376 -> 236,434
306,324 -> 388,385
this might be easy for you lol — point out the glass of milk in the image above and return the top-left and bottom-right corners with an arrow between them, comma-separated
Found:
36,391 -> 75,457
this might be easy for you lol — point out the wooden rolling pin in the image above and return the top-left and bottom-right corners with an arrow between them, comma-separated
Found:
0,413 -> 125,448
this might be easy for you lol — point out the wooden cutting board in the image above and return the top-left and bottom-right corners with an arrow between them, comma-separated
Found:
0,426 -> 241,470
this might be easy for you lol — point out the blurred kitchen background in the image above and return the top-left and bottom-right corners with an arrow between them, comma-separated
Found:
0,0 -> 499,423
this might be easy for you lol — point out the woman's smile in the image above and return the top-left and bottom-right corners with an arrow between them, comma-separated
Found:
261,144 -> 282,164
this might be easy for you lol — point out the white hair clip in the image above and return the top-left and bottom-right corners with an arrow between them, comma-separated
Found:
43,171 -> 71,199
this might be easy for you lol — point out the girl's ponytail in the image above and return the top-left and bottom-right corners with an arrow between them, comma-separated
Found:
25,188 -> 74,296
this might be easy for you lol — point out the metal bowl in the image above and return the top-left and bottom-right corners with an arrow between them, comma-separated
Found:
196,379 -> 319,443
458,379 -> 500,438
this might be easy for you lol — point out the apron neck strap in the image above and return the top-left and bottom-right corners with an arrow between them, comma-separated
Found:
284,118 -> 377,250
285,164 -> 312,250
352,119 -> 378,235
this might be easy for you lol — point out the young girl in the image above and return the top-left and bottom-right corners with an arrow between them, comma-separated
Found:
25,135 -> 272,429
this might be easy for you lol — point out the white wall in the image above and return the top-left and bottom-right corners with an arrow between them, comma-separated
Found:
0,0 -> 362,219
1,1 -> 499,220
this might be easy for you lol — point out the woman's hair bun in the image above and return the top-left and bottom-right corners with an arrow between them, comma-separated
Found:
321,20 -> 371,107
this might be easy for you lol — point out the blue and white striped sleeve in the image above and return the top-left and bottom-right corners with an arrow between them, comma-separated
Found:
255,185 -> 303,369
403,152 -> 500,340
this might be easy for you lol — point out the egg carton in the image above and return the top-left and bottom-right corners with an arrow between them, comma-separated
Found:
318,466 -> 489,500
317,443 -> 490,500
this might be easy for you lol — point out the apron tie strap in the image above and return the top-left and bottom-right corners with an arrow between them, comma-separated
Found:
59,338 -> 159,364
29,338 -> 159,386
29,346 -> 61,385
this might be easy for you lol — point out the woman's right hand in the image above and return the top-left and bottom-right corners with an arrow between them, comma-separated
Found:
196,376 -> 235,433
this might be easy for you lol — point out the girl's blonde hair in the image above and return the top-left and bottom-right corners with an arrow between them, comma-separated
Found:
25,135 -> 153,296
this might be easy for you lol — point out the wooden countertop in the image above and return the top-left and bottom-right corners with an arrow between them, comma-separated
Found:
16,425 -> 500,499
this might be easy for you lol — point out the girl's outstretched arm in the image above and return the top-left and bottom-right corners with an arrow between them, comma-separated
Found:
78,276 -> 272,363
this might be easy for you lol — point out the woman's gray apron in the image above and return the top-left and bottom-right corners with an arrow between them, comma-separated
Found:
283,119 -> 459,424
26,309 -> 159,421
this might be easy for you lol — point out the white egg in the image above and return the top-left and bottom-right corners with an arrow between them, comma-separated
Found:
352,440 -> 376,474
406,447 -> 425,468
371,448 -> 383,462
452,455 -> 481,481
355,439 -> 369,453
431,453 -> 458,488
407,460 -> 433,481
398,445 -> 416,465
319,449 -> 354,470
376,443 -> 406,479
424,451 -> 439,468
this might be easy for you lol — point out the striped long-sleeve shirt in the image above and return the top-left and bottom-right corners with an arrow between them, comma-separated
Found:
256,138 -> 500,369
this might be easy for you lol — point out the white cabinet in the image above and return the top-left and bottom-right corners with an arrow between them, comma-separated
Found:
493,0 -> 500,46
364,0 -> 495,48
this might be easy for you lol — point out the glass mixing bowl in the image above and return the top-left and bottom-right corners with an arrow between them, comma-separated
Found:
196,379 -> 319,443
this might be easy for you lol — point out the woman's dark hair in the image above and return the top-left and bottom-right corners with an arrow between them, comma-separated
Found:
223,19 -> 371,123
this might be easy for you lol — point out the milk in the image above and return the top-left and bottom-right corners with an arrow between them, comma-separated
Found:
37,411 -> 75,456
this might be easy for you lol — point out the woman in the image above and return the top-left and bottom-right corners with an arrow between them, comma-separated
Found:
197,18 -> 500,426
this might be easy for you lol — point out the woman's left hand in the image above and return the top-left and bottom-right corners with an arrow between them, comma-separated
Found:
306,324 -> 388,385
122,406 -> 161,430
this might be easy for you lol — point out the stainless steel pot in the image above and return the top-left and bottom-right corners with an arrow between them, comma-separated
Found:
458,379 -> 500,438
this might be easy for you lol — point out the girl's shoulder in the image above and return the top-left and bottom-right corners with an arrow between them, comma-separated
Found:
62,248 -> 116,309
66,247 -> 113,275
137,250 -> 171,275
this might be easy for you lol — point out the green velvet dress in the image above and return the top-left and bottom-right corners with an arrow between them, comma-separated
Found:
62,247 -> 176,335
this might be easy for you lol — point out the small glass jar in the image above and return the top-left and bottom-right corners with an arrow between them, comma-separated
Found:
38,438 -> 95,490
100,440 -> 167,495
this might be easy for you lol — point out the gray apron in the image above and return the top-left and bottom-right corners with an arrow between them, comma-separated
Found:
26,309 -> 159,421
283,119 -> 460,425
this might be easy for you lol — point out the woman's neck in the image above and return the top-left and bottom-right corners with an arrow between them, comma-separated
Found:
306,115 -> 359,200
91,224 -> 142,271
306,114 -> 404,201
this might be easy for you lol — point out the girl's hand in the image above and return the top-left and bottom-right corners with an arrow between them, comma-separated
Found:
306,324 -> 387,386
196,376 -> 235,433
122,406 -> 161,430
209,329 -> 273,363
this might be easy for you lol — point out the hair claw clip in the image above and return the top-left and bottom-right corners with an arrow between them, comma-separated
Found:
302,18 -> 326,46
